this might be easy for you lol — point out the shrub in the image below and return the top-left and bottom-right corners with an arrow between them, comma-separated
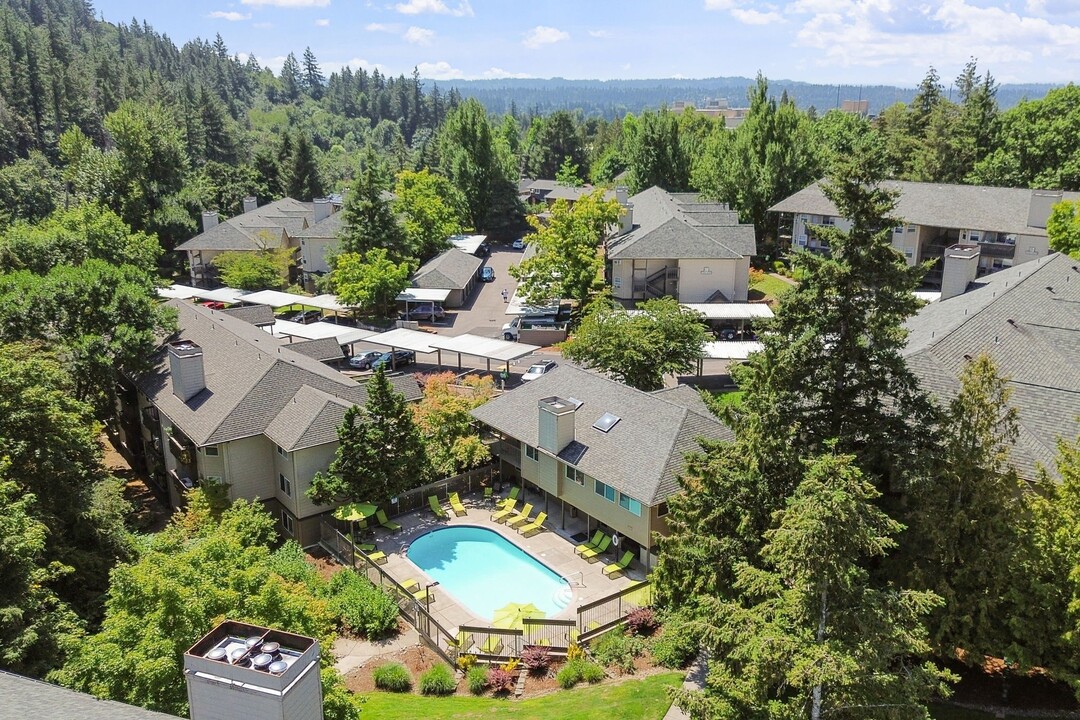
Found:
466,664 -> 489,695
456,653 -> 477,672
372,662 -> 411,692
625,607 -> 658,637
650,615 -> 700,669
487,666 -> 516,693
419,664 -> 456,695
748,268 -> 766,285
521,645 -> 551,675
325,570 -> 399,639
772,259 -> 786,274
581,661 -> 605,683
566,642 -> 585,662
557,658 -> 606,688
591,629 -> 638,673
500,657 -> 520,674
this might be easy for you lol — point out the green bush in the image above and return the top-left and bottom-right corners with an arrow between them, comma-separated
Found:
591,629 -> 641,673
419,663 -> 456,695
372,662 -> 411,692
650,615 -> 699,669
581,661 -> 605,683
466,664 -> 489,695
557,658 -> 605,688
325,570 -> 399,639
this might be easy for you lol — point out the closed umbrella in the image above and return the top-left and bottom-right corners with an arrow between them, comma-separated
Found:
491,602 -> 545,630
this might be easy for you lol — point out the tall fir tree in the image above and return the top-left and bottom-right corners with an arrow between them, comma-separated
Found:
284,131 -> 323,201
338,150 -> 408,261
301,47 -> 324,100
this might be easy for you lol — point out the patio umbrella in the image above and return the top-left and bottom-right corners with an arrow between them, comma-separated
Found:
491,602 -> 545,630
333,502 -> 378,540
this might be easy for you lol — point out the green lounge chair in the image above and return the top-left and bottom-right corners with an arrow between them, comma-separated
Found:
375,509 -> 401,533
579,535 -> 612,563
507,486 -> 520,501
428,495 -> 448,519
400,577 -> 421,593
453,631 -> 474,653
491,498 -> 517,523
480,636 -> 503,655
575,530 -> 605,556
506,503 -> 534,528
483,486 -> 493,500
603,550 -> 635,578
413,587 -> 434,603
449,492 -> 467,516
518,511 -> 547,537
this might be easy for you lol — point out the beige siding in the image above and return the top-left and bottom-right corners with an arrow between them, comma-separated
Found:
298,237 -> 339,275
273,446 -> 298,515
557,466 -> 651,548
223,435 -> 275,502
610,258 -> 633,300
292,442 -> 339,519
677,258 -> 739,303
198,445 -> 226,481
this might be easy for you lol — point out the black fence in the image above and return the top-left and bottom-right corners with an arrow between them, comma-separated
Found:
577,581 -> 653,643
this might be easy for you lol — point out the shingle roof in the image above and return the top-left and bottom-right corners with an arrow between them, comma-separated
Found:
607,186 -> 757,260
263,385 -> 354,451
412,248 -> 482,291
135,301 -> 420,448
903,253 -> 1080,481
0,671 -> 180,720
175,198 -> 314,252
769,180 -> 1080,237
286,337 -> 345,362
220,304 -> 275,326
470,365 -> 733,505
294,212 -> 345,240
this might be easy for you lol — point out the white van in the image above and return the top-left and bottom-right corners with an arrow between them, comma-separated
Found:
502,314 -> 558,341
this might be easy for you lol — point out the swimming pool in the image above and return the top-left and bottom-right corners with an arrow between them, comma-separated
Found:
406,525 -> 571,620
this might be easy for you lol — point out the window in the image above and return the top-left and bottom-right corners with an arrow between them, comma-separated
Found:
281,510 -> 295,536
279,473 -> 292,497
276,444 -> 287,457
203,445 -> 219,457
594,479 -> 615,502
619,493 -> 643,517
204,475 -> 223,485
893,226 -> 905,234
525,444 -> 539,461
565,465 -> 585,486
657,502 -> 669,517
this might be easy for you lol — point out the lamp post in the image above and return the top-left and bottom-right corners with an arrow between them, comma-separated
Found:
425,581 -> 440,613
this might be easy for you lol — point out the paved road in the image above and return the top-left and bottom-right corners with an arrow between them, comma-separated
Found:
439,244 -> 524,339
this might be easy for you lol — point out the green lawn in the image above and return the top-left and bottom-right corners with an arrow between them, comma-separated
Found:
358,672 -> 683,720
748,274 -> 794,305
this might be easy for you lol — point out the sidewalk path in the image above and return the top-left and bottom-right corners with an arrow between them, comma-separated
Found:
662,651 -> 708,720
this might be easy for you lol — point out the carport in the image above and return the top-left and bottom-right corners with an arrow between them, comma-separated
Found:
696,340 -> 765,375
363,328 -> 439,371
396,288 -> 451,319
683,303 -> 774,338
158,284 -> 247,304
267,319 -> 376,347
426,333 -> 541,374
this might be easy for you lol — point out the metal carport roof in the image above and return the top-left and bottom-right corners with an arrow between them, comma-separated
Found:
268,320 -> 376,345
682,303 -> 774,320
702,341 -> 764,360
363,328 -> 438,353
396,288 -> 452,304
158,285 -> 247,304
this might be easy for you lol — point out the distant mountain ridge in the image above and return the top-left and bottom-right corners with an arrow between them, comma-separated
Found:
436,76 -> 1061,119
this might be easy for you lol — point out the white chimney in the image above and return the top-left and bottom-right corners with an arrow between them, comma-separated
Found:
1028,190 -> 1063,229
940,244 -> 981,301
243,196 -> 258,213
537,396 -> 578,454
619,202 -> 634,235
313,198 -> 331,223
201,211 -> 219,233
168,340 -> 206,403
615,186 -> 629,206
184,620 -> 323,720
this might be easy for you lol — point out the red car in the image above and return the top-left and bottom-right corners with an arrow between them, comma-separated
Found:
202,301 -> 227,310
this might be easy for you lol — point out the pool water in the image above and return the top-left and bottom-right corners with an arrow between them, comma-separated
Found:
406,525 -> 571,620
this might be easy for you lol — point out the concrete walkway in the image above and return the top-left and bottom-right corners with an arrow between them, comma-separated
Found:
332,625 -> 420,675
662,651 -> 708,720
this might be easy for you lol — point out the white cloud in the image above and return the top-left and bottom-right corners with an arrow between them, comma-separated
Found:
365,22 -> 396,31
241,0 -> 329,5
483,67 -> 531,78
588,29 -> 611,38
394,0 -> 473,16
253,21 -> 273,28
523,25 -> 569,49
416,60 -> 465,79
403,26 -> 435,44
339,58 -> 390,74
315,17 -> 330,26
731,8 -> 783,24
209,10 -> 251,20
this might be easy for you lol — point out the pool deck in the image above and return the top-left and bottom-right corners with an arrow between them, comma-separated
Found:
366,488 -> 642,634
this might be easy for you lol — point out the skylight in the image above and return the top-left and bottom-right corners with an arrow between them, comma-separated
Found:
593,412 -> 621,433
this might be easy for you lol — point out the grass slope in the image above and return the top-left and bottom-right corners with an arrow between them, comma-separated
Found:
359,672 -> 682,720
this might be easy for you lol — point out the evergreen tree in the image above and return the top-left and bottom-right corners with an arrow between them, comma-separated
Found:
437,98 -> 499,230
280,52 -> 301,103
284,131 -> 323,201
301,47 -> 324,100
339,150 -> 408,261
307,368 -> 431,505
623,106 -> 690,193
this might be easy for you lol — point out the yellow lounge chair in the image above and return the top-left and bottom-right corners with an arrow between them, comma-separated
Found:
480,636 -> 503,655
506,503 -> 534,528
449,492 -> 467,516
413,587 -> 434,603
366,550 -> 387,565
575,530 -> 605,556
603,550 -> 635,578
400,577 -> 421,592
579,535 -> 612,563
428,495 -> 448,519
491,498 -> 516,523
376,509 -> 401,533
518,511 -> 547,537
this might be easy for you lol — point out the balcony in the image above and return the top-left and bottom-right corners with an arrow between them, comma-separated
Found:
497,440 -> 521,468
168,432 -> 195,466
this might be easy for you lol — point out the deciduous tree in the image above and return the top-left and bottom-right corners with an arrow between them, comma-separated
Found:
412,372 -> 493,477
393,168 -> 465,260
211,247 -> 292,290
1048,198 -> 1080,259
328,250 -> 410,318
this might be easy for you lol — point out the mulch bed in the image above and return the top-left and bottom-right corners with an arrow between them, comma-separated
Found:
305,547 -> 343,583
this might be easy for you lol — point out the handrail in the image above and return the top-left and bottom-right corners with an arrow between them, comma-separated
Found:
576,580 -> 651,614
561,570 -> 585,587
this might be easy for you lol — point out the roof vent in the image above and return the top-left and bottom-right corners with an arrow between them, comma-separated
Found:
593,412 -> 621,433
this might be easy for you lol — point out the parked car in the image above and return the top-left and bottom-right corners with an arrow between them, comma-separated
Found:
477,266 -> 496,282
502,314 -> 559,341
512,238 -> 525,250
289,309 -> 322,324
202,301 -> 227,310
348,350 -> 384,370
371,350 -> 415,370
521,360 -> 557,382
400,304 -> 446,322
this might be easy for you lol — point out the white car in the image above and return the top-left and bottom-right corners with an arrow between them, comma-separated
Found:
521,360 -> 557,382
512,238 -> 526,250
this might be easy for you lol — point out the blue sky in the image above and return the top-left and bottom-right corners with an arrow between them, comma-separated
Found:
92,0 -> 1080,86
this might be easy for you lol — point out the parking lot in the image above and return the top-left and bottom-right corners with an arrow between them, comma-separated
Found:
437,243 -> 524,338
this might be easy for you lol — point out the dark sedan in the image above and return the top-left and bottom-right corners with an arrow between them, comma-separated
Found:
371,350 -> 415,370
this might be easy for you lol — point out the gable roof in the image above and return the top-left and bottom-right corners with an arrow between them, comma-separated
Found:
175,198 -> 314,252
294,211 -> 345,240
470,365 -> 733,505
0,671 -> 181,720
903,252 -> 1080,481
135,301 -> 420,448
607,186 -> 757,260
285,337 -> 345,362
220,303 -> 275,327
412,248 -> 482,291
769,180 -> 1080,237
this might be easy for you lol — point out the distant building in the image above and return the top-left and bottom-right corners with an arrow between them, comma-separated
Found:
411,248 -> 483,308
671,97 -> 749,128
840,99 -> 869,116
518,178 -> 615,207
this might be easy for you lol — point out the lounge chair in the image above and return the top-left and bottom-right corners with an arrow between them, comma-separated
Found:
506,503 -> 534,528
428,495 -> 448,520
453,631 -> 474,653
483,486 -> 493,501
507,486 -> 520,501
491,498 -> 517,523
518,511 -> 547,537
480,636 -> 503,655
449,492 -> 467,516
400,578 -> 421,593
413,587 -> 434,603
375,509 -> 401,533
366,551 -> 387,565
349,533 -> 376,553
579,535 -> 612,563
603,550 -> 635,578
575,530 -> 605,556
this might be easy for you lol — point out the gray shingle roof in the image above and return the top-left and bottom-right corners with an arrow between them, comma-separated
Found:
135,301 -> 420,448
607,186 -> 757,260
285,337 -> 345,362
0,671 -> 180,720
903,253 -> 1080,481
412,249 -> 482,291
294,212 -> 345,240
470,365 -> 733,505
769,180 -> 1080,237
264,385 -> 354,451
175,198 -> 314,252
220,304 -> 275,326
